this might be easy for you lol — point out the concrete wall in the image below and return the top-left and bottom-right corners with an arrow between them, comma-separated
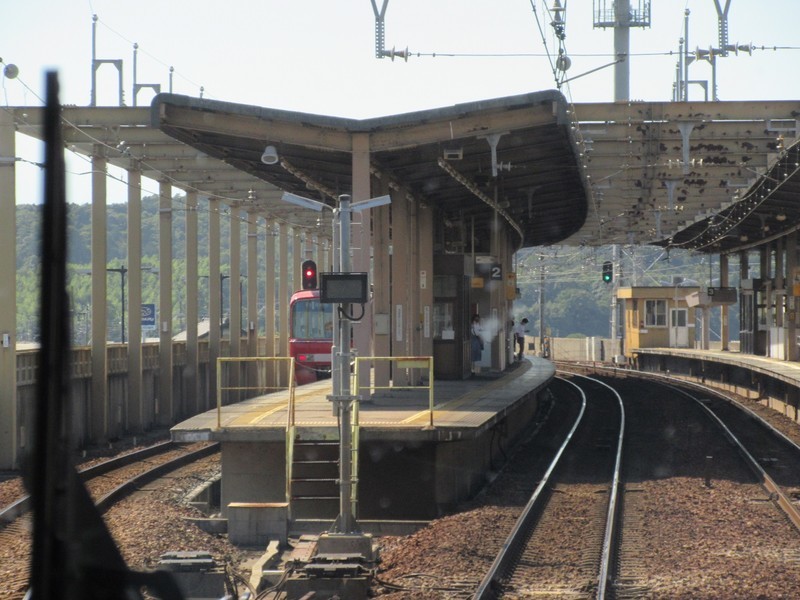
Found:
221,441 -> 286,515
545,337 -> 622,362
540,336 -> 739,363
13,340 -> 218,458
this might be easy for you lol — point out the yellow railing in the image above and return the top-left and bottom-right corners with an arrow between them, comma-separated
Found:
215,356 -> 296,430
353,355 -> 435,428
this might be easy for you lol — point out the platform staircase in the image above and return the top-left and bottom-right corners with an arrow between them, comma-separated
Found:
287,435 -> 341,520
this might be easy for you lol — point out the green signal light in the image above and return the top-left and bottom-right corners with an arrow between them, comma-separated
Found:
602,261 -> 613,283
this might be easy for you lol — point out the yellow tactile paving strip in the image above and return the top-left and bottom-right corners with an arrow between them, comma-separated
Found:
399,362 -> 533,426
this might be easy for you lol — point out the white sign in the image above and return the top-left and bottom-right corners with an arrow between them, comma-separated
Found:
420,270 -> 427,289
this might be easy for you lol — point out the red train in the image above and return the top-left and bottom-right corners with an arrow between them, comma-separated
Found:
289,288 -> 334,385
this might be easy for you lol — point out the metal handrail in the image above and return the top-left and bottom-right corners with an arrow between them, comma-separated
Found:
354,355 -> 435,427
215,356 -> 296,430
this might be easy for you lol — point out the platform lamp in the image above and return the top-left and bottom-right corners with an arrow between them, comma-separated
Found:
281,191 -> 390,539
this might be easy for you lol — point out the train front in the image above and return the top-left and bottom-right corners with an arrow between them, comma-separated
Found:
289,288 -> 334,385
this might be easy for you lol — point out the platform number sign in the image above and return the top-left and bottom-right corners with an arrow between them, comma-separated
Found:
476,257 -> 502,281
141,303 -> 156,328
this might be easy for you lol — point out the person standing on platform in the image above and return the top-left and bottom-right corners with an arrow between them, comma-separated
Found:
514,318 -> 529,360
470,314 -> 483,376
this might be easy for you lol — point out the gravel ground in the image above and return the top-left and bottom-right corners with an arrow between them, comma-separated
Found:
5,377 -> 800,599
0,431 -> 171,511
373,376 -> 800,599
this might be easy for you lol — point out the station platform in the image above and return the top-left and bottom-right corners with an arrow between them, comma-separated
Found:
172,357 -> 555,443
634,347 -> 800,423
171,357 -> 556,533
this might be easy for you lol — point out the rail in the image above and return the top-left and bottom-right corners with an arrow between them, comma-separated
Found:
571,373 -> 625,600
0,441 -> 217,527
562,362 -> 800,538
473,375 -> 587,599
665,381 -> 800,534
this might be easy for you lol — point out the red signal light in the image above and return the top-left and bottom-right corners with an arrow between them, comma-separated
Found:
301,260 -> 318,290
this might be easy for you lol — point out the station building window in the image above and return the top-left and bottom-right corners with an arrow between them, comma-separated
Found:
644,299 -> 667,327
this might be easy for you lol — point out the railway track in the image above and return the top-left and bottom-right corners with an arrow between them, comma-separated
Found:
377,368 -> 800,599
0,440 -> 217,526
473,374 -> 624,599
0,441 -> 219,600
563,368 -> 800,599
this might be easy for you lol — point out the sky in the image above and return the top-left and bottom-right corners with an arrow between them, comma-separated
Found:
2,0 -> 799,204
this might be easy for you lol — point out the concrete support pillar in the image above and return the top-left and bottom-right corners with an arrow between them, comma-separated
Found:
230,209 -> 242,401
391,186 -> 411,385
505,235 -> 516,363
158,180 -> 173,424
408,197 -> 420,369
208,199 -> 222,410
489,210 -> 507,371
720,253 -> 730,351
278,222 -> 289,384
127,168 -> 143,431
761,244 -> 773,356
185,191 -> 199,415
246,212 -> 259,391
351,133 -> 373,392
373,198 -> 391,387
776,237 -> 785,331
787,232 -> 798,361
760,245 -> 769,279
264,220 -> 276,386
418,202 -> 434,363
740,250 -> 749,280
0,108 -> 17,468
322,237 -> 330,272
90,150 -> 109,443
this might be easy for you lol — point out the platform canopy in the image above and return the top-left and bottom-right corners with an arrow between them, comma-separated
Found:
11,93 -> 800,253
151,90 -> 587,250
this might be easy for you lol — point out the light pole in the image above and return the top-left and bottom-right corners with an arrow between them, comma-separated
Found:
281,190 -> 390,537
106,265 -> 128,343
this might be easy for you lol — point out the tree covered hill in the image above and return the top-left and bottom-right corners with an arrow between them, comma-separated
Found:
16,195 -> 229,270
15,198 -> 726,341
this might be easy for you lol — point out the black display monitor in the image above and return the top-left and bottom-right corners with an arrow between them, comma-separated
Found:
319,272 -> 369,304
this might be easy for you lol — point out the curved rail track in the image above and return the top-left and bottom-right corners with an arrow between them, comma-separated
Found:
474,374 -> 625,599
558,363 -> 800,535
559,365 -> 800,599
0,441 -> 218,526
0,441 -> 219,599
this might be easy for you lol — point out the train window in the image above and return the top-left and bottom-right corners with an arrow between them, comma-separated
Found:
291,299 -> 334,339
